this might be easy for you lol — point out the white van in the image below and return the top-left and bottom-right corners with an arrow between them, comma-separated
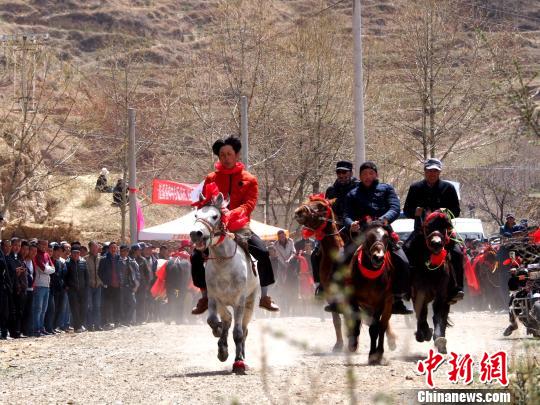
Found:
391,217 -> 486,242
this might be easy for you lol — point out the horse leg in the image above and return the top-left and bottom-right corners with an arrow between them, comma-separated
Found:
331,312 -> 344,352
385,322 -> 397,351
432,299 -> 449,354
368,320 -> 381,365
347,309 -> 361,353
207,297 -> 222,338
217,305 -> 232,362
241,292 -> 256,360
232,296 -> 247,374
414,291 -> 432,342
371,295 -> 394,364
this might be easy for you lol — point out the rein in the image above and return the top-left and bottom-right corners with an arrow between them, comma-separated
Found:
301,203 -> 338,240
195,216 -> 236,261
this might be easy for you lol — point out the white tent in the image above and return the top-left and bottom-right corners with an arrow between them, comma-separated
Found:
138,210 -> 288,241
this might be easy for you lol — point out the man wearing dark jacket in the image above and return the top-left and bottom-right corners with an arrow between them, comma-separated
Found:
343,161 -> 412,314
403,158 -> 464,304
98,241 -> 122,328
6,238 -> 27,338
311,161 -> 359,293
325,160 -> 360,228
65,248 -> 88,332
0,237 -> 13,339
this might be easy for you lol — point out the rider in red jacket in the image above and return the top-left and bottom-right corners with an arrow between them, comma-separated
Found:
190,136 -> 279,314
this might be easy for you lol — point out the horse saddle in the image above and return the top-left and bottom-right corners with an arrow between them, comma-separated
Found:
234,233 -> 258,277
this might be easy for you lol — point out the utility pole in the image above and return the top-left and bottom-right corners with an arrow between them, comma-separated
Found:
1,33 -> 48,115
128,108 -> 138,244
240,95 -> 249,169
353,0 -> 365,169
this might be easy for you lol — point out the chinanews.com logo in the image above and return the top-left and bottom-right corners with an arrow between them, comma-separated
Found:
411,350 -> 512,404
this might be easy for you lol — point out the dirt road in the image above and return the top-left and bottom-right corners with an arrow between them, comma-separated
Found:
0,311 -> 536,404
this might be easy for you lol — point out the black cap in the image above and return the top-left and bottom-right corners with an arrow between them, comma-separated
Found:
119,244 -> 129,251
359,161 -> 378,173
424,158 -> 442,171
506,213 -> 515,220
335,160 -> 353,171
131,243 -> 141,251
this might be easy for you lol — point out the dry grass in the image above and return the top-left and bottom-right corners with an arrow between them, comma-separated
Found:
80,189 -> 102,208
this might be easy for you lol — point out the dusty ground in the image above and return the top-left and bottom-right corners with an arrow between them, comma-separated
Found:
0,311 -> 537,404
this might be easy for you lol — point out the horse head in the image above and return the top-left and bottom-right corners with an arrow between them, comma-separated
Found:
190,191 -> 228,251
423,210 -> 453,255
359,220 -> 390,270
294,194 -> 336,240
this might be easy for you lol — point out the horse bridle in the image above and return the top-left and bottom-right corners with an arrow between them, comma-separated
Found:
300,203 -> 345,237
195,215 -> 238,260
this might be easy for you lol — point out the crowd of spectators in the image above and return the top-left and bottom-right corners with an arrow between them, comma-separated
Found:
0,238 -> 192,339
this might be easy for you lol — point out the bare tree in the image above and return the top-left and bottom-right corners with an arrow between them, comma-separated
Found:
383,0 -> 495,163
0,41 -> 84,222
82,45 -> 179,241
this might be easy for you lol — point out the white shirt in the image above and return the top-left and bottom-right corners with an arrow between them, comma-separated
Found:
273,238 -> 296,267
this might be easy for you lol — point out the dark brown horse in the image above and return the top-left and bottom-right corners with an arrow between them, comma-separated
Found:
473,247 -> 502,311
410,210 -> 454,354
294,195 -> 396,355
347,221 -> 396,364
294,194 -> 346,351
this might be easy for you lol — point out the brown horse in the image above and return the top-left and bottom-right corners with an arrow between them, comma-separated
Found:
347,221 -> 397,364
294,195 -> 346,351
473,247 -> 502,310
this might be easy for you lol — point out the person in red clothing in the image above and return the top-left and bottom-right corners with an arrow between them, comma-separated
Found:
191,136 -> 279,314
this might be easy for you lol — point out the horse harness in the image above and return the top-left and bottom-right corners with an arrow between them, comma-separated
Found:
300,201 -> 345,240
195,216 -> 257,276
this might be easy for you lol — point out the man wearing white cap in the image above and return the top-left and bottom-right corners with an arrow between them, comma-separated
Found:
403,158 -> 464,304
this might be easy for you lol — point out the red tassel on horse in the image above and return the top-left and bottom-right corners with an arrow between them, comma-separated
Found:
464,255 -> 479,294
150,261 -> 168,299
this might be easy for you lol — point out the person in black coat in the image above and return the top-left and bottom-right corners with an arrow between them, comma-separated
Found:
0,238 -> 13,339
311,161 -> 359,295
65,249 -> 89,332
6,238 -> 28,338
342,161 -> 412,315
403,158 -> 464,304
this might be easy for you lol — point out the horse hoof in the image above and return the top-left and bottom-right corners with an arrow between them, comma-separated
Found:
333,341 -> 344,352
415,331 -> 425,343
425,328 -> 433,341
348,342 -> 358,353
218,346 -> 228,362
368,352 -> 383,365
434,337 -> 447,354
232,360 -> 246,375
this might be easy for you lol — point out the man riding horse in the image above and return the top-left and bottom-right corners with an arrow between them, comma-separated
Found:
190,136 -> 279,315
310,161 -> 360,295
341,161 -> 412,315
403,158 -> 464,305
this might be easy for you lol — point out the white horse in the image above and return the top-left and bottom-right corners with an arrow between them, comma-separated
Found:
189,192 -> 259,374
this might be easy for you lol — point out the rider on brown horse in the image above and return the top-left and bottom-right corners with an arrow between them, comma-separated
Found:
341,161 -> 412,315
310,160 -> 359,296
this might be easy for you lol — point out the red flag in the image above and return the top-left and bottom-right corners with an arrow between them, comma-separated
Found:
152,179 -> 199,206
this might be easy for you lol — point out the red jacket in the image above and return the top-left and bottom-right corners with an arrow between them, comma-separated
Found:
204,162 -> 258,220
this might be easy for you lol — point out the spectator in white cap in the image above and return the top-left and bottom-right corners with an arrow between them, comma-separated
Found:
95,168 -> 112,192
